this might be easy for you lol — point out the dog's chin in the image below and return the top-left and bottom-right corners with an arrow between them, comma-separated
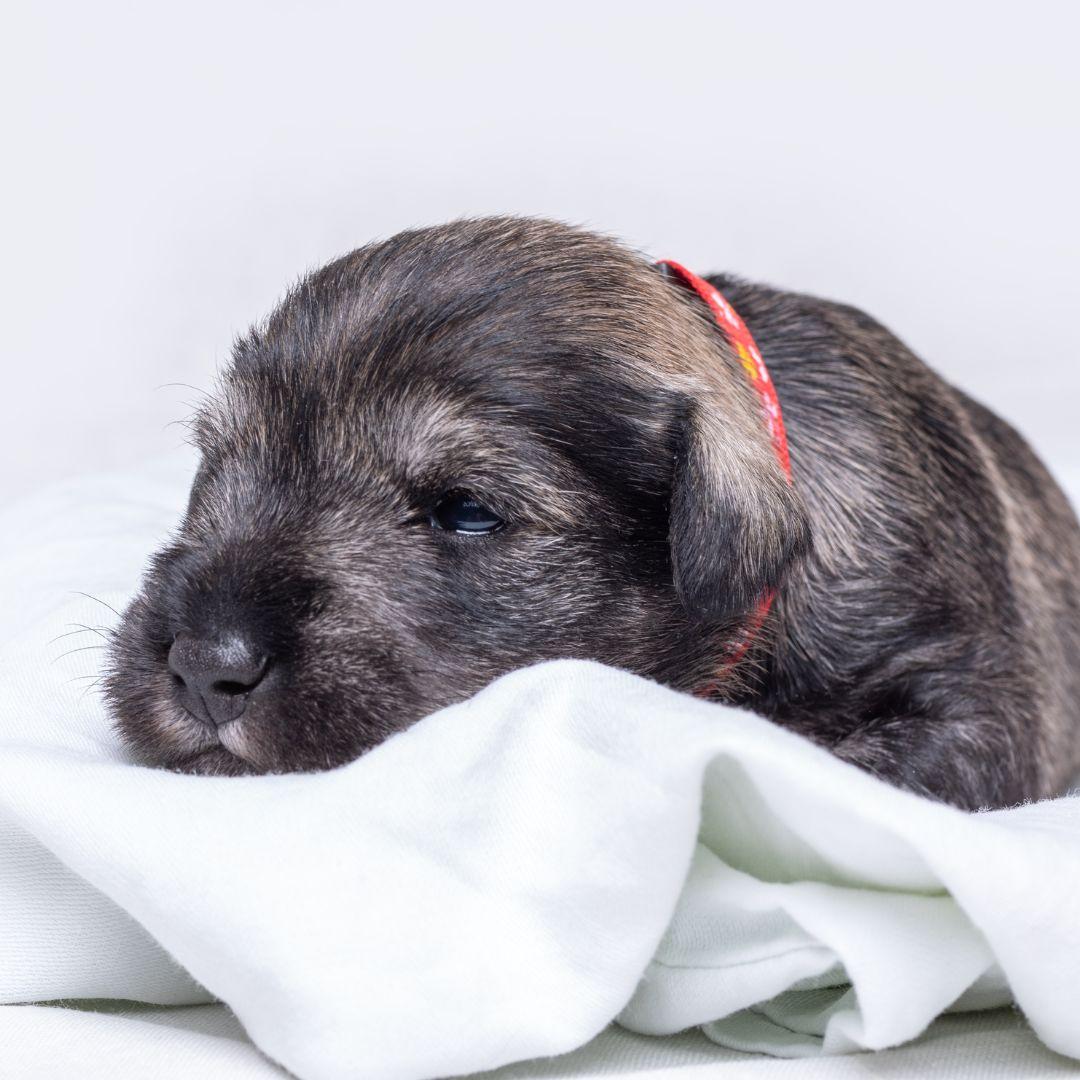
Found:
125,701 -> 272,776
113,677 -> 391,776
180,713 -> 284,775
174,744 -> 261,776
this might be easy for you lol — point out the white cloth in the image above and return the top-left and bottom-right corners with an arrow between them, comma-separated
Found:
5,1004 -> 1076,1080
2,451 -> 1080,1080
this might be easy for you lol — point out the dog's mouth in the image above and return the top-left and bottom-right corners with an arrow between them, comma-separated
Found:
215,716 -> 255,760
158,707 -> 266,776
109,600 -> 406,777
177,744 -> 259,776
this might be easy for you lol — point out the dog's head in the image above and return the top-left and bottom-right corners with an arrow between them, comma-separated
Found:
107,217 -> 809,774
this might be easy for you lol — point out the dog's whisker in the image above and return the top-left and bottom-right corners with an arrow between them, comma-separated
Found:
156,381 -> 210,399
50,628 -> 97,645
50,623 -> 114,645
70,592 -> 123,620
53,645 -> 109,663
75,677 -> 106,703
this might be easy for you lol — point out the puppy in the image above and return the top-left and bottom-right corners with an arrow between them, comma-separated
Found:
106,217 -> 1080,809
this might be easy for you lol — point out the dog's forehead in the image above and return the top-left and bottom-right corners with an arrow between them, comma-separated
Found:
191,217 -> 732,514
204,282 -> 676,455
197,344 -> 672,496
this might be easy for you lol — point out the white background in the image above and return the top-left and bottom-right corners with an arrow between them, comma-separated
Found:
2,1 -> 1077,502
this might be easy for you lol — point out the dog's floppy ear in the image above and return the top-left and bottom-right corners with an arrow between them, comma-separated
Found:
670,402 -> 810,623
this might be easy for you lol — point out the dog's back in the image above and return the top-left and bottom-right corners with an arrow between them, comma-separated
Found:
715,275 -> 1080,804
956,390 -> 1080,788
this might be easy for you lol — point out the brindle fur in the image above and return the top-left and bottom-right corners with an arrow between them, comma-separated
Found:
106,217 -> 1080,809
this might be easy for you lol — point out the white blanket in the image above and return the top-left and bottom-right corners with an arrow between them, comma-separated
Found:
2,452 -> 1079,1080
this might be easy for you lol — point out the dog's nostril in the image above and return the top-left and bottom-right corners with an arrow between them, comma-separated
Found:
213,677 -> 262,697
167,633 -> 270,727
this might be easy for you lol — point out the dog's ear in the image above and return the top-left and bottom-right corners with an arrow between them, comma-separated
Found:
670,402 -> 810,623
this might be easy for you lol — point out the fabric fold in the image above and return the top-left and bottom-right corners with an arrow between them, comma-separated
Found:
2,459 -> 1080,1079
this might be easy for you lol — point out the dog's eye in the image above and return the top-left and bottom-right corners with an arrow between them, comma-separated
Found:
430,492 -> 504,534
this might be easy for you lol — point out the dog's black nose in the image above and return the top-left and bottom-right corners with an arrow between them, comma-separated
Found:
168,633 -> 269,727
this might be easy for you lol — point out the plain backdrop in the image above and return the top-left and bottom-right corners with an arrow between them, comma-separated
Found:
2,1 -> 1077,502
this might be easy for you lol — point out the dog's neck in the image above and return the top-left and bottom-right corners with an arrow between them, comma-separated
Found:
656,259 -> 794,690
657,260 -> 792,481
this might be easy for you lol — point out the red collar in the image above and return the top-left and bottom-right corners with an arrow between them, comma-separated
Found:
657,260 -> 793,684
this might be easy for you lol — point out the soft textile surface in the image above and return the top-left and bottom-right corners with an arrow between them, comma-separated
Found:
2,452 -> 1080,1080
6,1004 -> 1078,1080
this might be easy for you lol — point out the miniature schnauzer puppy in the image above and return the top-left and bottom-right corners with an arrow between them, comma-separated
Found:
107,217 -> 1080,809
